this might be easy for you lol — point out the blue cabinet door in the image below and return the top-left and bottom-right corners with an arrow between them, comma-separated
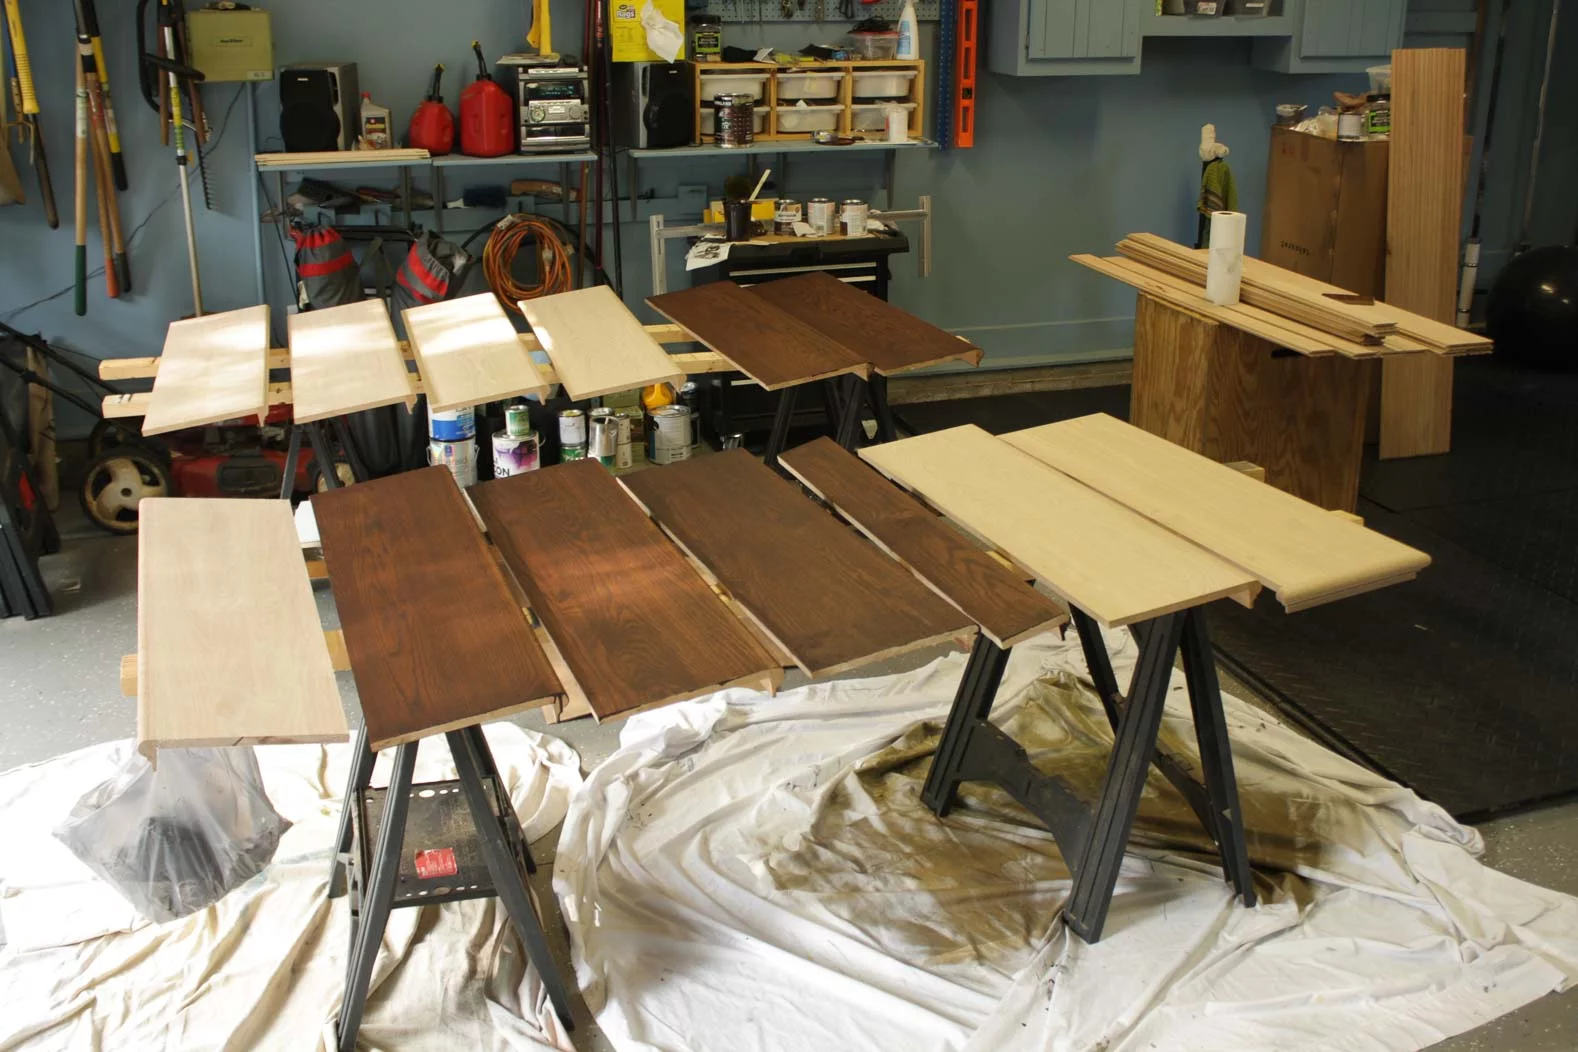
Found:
1300,0 -> 1407,58
1028,0 -> 1141,61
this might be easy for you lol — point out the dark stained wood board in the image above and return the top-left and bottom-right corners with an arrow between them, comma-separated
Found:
311,466 -> 562,749
779,438 -> 1065,648
646,281 -> 871,390
749,271 -> 984,375
470,461 -> 783,721
620,449 -> 974,676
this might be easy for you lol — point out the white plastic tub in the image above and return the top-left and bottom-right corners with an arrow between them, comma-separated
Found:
851,102 -> 915,133
775,104 -> 841,133
776,71 -> 842,100
851,70 -> 917,99
698,72 -> 768,103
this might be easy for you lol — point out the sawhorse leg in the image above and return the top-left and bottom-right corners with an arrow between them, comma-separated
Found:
922,633 -> 1011,816
328,723 -> 376,899
282,417 -> 368,500
763,386 -> 800,474
867,373 -> 899,443
833,375 -> 865,450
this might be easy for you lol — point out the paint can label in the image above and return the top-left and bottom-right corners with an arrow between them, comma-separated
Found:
612,410 -> 635,471
428,438 -> 478,487
429,406 -> 476,442
493,429 -> 540,477
774,199 -> 803,235
559,409 -> 587,447
651,405 -> 692,465
807,198 -> 836,237
561,443 -> 587,462
840,199 -> 869,237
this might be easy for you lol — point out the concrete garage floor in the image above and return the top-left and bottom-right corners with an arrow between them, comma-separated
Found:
2,518 -> 1576,1051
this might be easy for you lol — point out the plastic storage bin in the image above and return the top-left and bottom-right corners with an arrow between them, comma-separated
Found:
699,72 -> 769,101
851,102 -> 915,132
848,31 -> 899,59
851,69 -> 917,99
775,104 -> 842,132
776,71 -> 842,100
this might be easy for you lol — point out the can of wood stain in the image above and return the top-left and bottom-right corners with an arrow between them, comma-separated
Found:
429,438 -> 477,487
774,199 -> 802,235
840,199 -> 869,237
558,408 -> 587,461
612,408 -> 637,471
650,405 -> 692,464
589,416 -> 620,467
493,430 -> 540,477
429,406 -> 476,442
504,401 -> 533,439
807,197 -> 836,236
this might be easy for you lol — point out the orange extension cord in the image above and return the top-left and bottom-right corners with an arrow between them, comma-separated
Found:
482,213 -> 575,313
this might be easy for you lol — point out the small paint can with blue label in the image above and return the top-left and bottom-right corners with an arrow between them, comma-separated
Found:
428,438 -> 477,487
429,406 -> 476,442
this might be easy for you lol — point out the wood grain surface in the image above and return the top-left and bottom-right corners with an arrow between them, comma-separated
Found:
311,466 -> 561,749
647,281 -> 870,390
780,438 -> 1065,648
140,305 -> 271,436
860,425 -> 1260,628
1004,414 -> 1431,610
520,286 -> 688,400
137,498 -> 346,760
470,460 -> 783,720
621,449 -> 973,676
287,300 -> 415,423
403,293 -> 551,412
748,272 -> 984,375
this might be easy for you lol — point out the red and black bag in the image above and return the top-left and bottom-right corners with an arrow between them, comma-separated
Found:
390,231 -> 469,314
289,222 -> 363,308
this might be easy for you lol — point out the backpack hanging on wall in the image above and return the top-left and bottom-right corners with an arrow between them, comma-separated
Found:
289,222 -> 363,308
390,231 -> 470,315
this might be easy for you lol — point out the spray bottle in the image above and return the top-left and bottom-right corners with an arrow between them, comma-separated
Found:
896,0 -> 919,60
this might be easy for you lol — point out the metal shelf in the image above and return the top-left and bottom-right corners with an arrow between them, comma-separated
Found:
1143,14 -> 1292,37
254,152 -> 596,172
432,152 -> 597,168
629,139 -> 938,160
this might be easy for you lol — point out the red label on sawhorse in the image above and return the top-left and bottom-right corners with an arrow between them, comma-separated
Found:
413,848 -> 458,879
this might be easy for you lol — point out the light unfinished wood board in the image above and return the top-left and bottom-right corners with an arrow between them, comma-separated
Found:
1005,414 -> 1430,611
287,300 -> 416,423
860,426 -> 1260,628
139,306 -> 271,436
255,149 -> 430,167
122,629 -> 350,695
519,286 -> 687,401
136,498 -> 347,760
403,293 -> 551,412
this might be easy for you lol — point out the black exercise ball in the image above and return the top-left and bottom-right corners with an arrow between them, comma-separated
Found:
1487,244 -> 1578,368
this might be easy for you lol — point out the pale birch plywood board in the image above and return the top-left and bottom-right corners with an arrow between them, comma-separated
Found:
287,300 -> 416,423
403,293 -> 551,412
136,498 -> 347,760
859,426 -> 1260,628
519,286 -> 687,401
1004,414 -> 1431,610
140,305 -> 271,436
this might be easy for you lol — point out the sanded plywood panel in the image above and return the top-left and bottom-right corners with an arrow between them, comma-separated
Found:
621,449 -> 972,676
1005,414 -> 1430,610
520,286 -> 688,401
780,438 -> 1065,648
647,281 -> 870,390
861,426 -> 1259,628
749,272 -> 984,375
404,293 -> 551,412
287,300 -> 416,423
1381,48 -> 1467,459
471,461 -> 783,720
312,466 -> 561,749
140,305 -> 270,436
137,498 -> 346,760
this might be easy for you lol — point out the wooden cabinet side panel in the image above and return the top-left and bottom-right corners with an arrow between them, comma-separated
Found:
1129,294 -> 1214,454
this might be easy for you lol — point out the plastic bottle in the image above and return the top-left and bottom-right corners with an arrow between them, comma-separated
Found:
896,0 -> 918,60
359,92 -> 392,150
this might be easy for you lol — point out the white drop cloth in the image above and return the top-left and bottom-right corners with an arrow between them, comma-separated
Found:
555,631 -> 1578,1052
0,724 -> 581,1052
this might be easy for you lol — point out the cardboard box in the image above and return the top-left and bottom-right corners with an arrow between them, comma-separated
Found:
186,9 -> 273,83
1261,125 -> 1388,298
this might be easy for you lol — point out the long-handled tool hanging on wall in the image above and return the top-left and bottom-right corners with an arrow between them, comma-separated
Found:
137,0 -> 207,316
77,0 -> 127,191
75,2 -> 129,295
3,0 -> 57,227
0,8 -> 24,206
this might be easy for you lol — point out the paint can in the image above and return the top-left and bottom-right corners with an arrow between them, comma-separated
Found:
589,416 -> 620,467
429,406 -> 476,442
713,93 -> 755,148
650,405 -> 692,465
504,401 -> 533,439
774,199 -> 802,235
492,430 -> 540,477
677,381 -> 702,449
428,438 -> 477,487
840,198 -> 869,237
558,408 -> 586,446
1337,110 -> 1364,141
806,197 -> 836,237
612,408 -> 637,471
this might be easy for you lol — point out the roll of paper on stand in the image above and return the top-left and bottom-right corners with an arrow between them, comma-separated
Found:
1205,210 -> 1246,306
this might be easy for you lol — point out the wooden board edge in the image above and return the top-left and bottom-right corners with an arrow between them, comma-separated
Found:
368,692 -> 564,752
590,664 -> 786,725
559,369 -> 689,404
804,624 -> 977,680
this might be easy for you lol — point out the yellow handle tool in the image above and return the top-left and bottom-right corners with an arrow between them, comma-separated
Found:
2,0 -> 34,114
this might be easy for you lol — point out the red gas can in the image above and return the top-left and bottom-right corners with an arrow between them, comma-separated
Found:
459,42 -> 515,157
408,64 -> 455,155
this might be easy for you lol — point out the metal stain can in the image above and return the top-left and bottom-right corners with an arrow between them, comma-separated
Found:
840,198 -> 869,237
713,93 -> 755,148
612,408 -> 637,471
589,415 -> 620,467
429,406 -> 476,441
492,429 -> 540,477
650,405 -> 693,465
558,408 -> 587,450
774,199 -> 802,235
807,197 -> 836,237
561,442 -> 587,462
678,381 -> 701,449
504,401 -> 533,439
428,438 -> 477,487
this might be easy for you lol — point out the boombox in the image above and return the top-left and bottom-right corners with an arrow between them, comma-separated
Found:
279,62 -> 359,152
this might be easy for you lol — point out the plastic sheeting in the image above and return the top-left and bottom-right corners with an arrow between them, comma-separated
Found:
0,724 -> 581,1052
557,630 -> 1578,1052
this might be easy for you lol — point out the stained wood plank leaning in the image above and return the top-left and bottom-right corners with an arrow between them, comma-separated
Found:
749,272 -> 984,375
140,305 -> 271,436
471,461 -> 784,720
860,425 -> 1260,628
1004,414 -> 1431,610
137,498 -> 346,760
403,292 -> 551,412
287,300 -> 416,423
647,281 -> 870,390
621,449 -> 973,676
312,466 -> 561,749
780,438 -> 1065,648
519,286 -> 688,401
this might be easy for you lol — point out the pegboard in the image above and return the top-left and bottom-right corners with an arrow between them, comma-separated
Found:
698,0 -> 939,26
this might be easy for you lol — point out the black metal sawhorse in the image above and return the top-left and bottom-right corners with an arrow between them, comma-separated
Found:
278,416 -> 370,499
923,606 -> 1256,942
327,722 -> 575,1050
762,372 -> 902,472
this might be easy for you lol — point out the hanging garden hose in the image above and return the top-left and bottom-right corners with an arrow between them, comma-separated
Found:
480,212 -> 575,313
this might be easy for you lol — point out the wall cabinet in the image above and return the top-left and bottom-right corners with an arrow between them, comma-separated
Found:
1251,0 -> 1409,73
989,0 -> 1144,77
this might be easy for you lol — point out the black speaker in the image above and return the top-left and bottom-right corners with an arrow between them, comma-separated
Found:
613,62 -> 693,149
279,62 -> 359,152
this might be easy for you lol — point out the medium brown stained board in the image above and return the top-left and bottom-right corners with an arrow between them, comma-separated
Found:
621,449 -> 974,677
470,461 -> 784,721
646,281 -> 871,390
748,271 -> 984,375
311,466 -> 561,750
779,438 -> 1066,648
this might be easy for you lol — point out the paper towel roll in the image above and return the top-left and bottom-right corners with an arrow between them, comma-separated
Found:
1206,210 -> 1246,306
